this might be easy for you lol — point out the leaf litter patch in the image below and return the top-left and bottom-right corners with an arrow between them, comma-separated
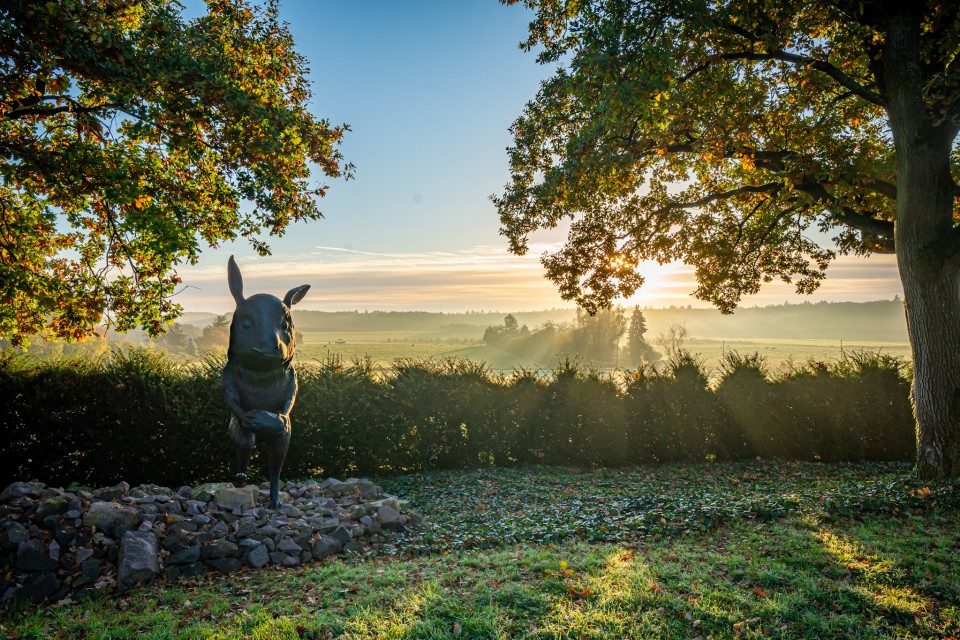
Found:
380,461 -> 958,554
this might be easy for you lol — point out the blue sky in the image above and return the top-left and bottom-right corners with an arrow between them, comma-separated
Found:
175,0 -> 902,313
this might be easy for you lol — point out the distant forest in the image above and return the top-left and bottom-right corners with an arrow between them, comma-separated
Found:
218,299 -> 913,343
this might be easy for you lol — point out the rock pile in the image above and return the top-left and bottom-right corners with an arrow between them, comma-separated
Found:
0,477 -> 418,604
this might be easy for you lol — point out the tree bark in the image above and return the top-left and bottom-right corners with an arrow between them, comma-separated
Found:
886,12 -> 960,478
898,208 -> 960,479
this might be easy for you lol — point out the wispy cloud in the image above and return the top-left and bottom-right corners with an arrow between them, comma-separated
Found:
308,244 -> 552,270
172,245 -> 903,313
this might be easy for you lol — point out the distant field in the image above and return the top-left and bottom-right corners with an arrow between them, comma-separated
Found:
301,331 -> 462,343
682,337 -> 912,374
297,341 -> 476,366
296,333 -> 912,375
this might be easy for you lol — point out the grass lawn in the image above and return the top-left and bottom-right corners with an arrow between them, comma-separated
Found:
2,463 -> 957,639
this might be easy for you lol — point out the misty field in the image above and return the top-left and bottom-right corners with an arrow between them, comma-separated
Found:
297,332 -> 912,376
297,333 -> 484,368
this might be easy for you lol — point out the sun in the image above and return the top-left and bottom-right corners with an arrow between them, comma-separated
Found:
609,254 -> 631,271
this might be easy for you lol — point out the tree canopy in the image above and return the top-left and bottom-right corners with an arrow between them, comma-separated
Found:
497,0 -> 960,477
495,0 -> 958,313
0,0 -> 351,345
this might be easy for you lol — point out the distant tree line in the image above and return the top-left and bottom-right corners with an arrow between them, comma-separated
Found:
483,307 -> 658,367
0,314 -> 245,359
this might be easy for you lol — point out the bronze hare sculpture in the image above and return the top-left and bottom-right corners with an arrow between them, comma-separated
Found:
222,255 -> 310,509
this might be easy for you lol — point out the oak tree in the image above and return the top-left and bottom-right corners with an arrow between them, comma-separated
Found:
495,0 -> 960,476
1,0 -> 350,345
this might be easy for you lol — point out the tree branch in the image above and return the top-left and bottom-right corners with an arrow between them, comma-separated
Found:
625,136 -> 900,202
734,194 -> 779,244
716,50 -> 887,107
4,96 -> 119,120
662,182 -> 782,210
794,179 -> 896,252
862,178 -> 898,200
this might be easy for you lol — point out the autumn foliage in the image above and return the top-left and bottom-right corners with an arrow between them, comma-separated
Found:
0,0 -> 350,345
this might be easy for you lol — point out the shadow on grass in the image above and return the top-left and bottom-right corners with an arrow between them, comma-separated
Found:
2,462 -> 958,639
531,512 -> 959,639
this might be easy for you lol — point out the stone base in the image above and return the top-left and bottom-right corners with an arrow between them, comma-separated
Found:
0,478 -> 421,605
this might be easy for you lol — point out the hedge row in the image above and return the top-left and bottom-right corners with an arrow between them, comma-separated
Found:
0,348 -> 915,487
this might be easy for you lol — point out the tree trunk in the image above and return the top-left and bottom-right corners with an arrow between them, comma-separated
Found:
886,13 -> 960,478
898,222 -> 960,479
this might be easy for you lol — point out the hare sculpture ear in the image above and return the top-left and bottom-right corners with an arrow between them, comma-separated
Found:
227,255 -> 244,305
284,284 -> 310,308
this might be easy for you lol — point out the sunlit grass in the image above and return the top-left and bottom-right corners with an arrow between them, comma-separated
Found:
2,464 -> 955,638
3,505 -> 958,639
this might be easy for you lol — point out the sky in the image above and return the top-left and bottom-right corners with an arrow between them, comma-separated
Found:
173,0 -> 903,314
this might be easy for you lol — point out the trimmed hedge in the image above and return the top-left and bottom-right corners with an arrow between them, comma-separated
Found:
0,347 -> 915,487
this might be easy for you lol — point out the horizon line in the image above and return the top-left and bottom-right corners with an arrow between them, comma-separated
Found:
177,296 -> 904,316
